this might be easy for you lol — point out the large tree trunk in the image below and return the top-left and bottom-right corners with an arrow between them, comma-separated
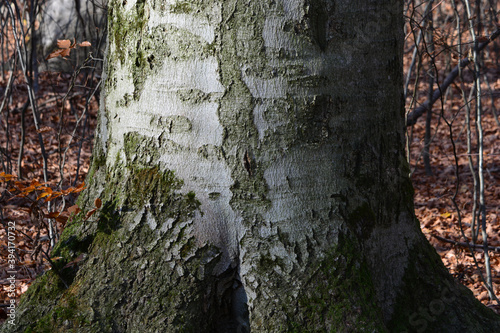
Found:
5,0 -> 499,332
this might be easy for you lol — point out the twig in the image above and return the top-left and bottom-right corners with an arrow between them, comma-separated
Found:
406,28 -> 500,126
432,234 -> 500,253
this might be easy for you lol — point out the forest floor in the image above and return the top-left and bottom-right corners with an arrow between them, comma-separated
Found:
405,26 -> 500,312
410,107 -> 500,314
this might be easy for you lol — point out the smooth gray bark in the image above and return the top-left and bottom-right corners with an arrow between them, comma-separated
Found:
3,0 -> 500,332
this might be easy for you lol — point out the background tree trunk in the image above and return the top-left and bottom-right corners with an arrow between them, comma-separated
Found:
4,0 -> 500,332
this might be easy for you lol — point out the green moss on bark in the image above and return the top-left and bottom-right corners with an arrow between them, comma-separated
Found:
7,133 -> 212,332
108,0 -> 150,100
108,0 -> 215,104
288,231 -> 386,332
25,292 -> 91,333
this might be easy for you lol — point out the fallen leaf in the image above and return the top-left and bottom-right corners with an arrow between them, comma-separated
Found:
36,126 -> 53,134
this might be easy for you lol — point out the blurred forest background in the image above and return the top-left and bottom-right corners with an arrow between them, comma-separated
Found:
0,0 -> 499,321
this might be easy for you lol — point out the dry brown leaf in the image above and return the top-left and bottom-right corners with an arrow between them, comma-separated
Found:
36,126 -> 53,134
57,39 -> 71,49
85,208 -> 97,220
46,48 -> 69,60
78,41 -> 91,47
67,205 -> 80,215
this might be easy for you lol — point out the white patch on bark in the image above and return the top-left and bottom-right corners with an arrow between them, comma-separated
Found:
122,0 -> 136,12
156,58 -> 224,94
129,205 -> 157,231
106,57 -> 225,161
278,0 -> 305,21
263,16 -> 304,51
148,4 -> 217,44
159,150 -> 243,271
161,218 -> 176,233
263,0 -> 308,51
242,70 -> 287,98
262,145 -> 341,238
146,209 -> 157,230
105,2 -> 242,271
130,207 -> 145,231
147,57 -> 242,269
